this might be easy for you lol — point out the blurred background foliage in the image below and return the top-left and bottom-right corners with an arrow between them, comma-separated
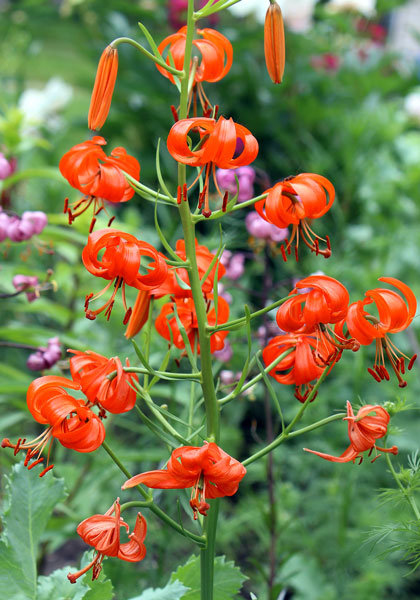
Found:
1,0 -> 420,598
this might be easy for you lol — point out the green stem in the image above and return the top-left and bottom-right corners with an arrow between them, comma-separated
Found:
177,3 -> 220,597
208,294 -> 295,333
102,441 -> 206,546
385,453 -> 420,521
110,37 -> 184,77
219,348 -> 294,406
242,366 -> 331,466
193,192 -> 268,222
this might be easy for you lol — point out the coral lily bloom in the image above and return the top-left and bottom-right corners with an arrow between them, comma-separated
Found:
255,173 -> 334,260
157,26 -> 232,115
82,229 -> 168,322
335,277 -> 417,387
59,137 -> 140,230
155,296 -> 229,354
304,401 -> 398,463
276,275 -> 357,358
1,376 -> 105,476
68,499 -> 147,583
264,1 -> 285,84
262,333 -> 337,402
69,350 -> 138,414
88,45 -> 118,130
122,442 -> 246,519
124,240 -> 225,338
167,116 -> 258,217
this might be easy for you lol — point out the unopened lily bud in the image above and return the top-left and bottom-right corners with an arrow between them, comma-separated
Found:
88,45 -> 119,131
264,1 -> 285,84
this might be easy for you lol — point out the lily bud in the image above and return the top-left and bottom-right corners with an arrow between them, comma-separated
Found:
88,45 -> 118,130
264,1 -> 285,84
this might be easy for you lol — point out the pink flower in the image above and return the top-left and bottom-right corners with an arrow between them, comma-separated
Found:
12,275 -> 40,302
220,250 -> 245,280
216,166 -> 256,202
27,337 -> 62,371
245,211 -> 288,242
0,153 -> 13,180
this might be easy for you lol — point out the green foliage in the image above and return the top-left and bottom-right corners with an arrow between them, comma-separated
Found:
0,464 -> 66,600
127,579 -> 189,600
170,554 -> 247,599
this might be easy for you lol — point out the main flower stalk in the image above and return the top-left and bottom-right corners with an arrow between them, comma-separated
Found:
177,2 -> 220,598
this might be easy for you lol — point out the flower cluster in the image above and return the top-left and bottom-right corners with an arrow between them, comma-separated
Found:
263,275 -> 417,401
0,209 -> 47,243
2,350 -> 139,473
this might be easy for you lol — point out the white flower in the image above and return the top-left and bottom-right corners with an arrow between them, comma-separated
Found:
404,89 -> 420,122
18,77 -> 73,131
326,0 -> 376,16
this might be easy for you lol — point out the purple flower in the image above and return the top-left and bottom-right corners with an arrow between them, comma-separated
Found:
7,216 -> 35,241
12,274 -> 40,302
245,211 -> 289,242
0,153 -> 13,180
220,250 -> 245,280
213,339 -> 233,363
168,0 -> 218,30
0,210 -> 10,242
216,166 -> 256,203
21,211 -> 48,234
220,369 -> 241,385
27,337 -> 62,371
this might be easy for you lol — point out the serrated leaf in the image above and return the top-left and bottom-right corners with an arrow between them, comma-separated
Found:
0,463 -> 66,600
127,579 -> 189,600
37,567 -> 89,600
170,554 -> 247,600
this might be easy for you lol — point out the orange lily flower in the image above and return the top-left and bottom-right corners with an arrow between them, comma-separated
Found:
264,1 -> 285,84
1,376 -> 105,476
255,173 -> 334,260
157,26 -> 232,114
167,116 -> 258,217
68,499 -> 147,583
155,296 -> 229,354
59,137 -> 140,230
69,350 -> 138,414
262,333 -> 337,402
82,229 -> 168,322
88,45 -> 118,131
304,401 -> 398,463
124,239 -> 225,338
276,275 -> 357,358
335,277 -> 417,387
122,442 -> 246,519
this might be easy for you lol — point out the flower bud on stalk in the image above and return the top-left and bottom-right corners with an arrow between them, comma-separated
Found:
88,45 -> 118,130
264,1 -> 285,84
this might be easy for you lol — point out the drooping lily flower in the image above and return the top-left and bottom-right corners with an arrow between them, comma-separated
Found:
68,499 -> 147,583
59,137 -> 140,230
1,376 -> 105,476
167,116 -> 258,217
262,332 -> 338,402
304,401 -> 398,463
264,0 -> 285,84
122,442 -> 246,519
157,26 -> 232,115
255,173 -> 334,260
82,229 -> 168,323
88,45 -> 119,130
155,295 -> 229,354
125,239 -> 226,338
335,277 -> 417,387
275,275 -> 357,358
69,350 -> 138,414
